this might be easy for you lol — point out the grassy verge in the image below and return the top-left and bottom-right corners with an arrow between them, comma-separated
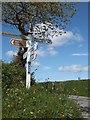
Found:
2,62 -> 86,118
3,84 -> 82,119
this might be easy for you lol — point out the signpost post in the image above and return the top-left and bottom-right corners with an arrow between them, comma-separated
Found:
10,32 -> 52,89
26,40 -> 31,89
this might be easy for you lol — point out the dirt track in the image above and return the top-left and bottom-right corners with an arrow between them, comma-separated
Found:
68,95 -> 90,119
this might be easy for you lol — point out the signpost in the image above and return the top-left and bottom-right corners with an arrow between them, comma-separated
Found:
10,32 -> 52,89
10,39 -> 26,47
26,40 -> 31,89
25,40 -> 38,89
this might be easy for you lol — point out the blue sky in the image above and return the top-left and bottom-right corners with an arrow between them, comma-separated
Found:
2,2 -> 88,82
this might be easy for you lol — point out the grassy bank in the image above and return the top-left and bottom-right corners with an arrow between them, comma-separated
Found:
2,62 -> 83,119
3,84 -> 82,119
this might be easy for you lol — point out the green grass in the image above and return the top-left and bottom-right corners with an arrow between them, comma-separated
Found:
39,79 -> 89,97
62,79 -> 89,97
3,84 -> 82,119
2,62 -> 89,118
0,86 -> 2,120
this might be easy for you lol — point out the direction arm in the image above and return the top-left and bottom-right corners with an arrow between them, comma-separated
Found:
1,32 -> 52,44
34,37 -> 52,44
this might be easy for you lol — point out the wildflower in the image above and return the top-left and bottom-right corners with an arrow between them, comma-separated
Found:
23,109 -> 26,112
61,112 -> 65,118
7,104 -> 10,107
30,111 -> 33,115
59,97 -> 61,100
33,97 -> 35,100
62,114 -> 65,117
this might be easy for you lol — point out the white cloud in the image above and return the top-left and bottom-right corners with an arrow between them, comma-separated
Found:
6,50 -> 17,57
47,47 -> 58,56
43,66 -> 51,70
34,23 -> 83,47
83,66 -> 88,72
83,65 -> 90,72
72,53 -> 88,56
36,47 -> 58,57
58,64 -> 88,72
36,49 -> 46,57
51,31 -> 83,47
32,61 -> 41,67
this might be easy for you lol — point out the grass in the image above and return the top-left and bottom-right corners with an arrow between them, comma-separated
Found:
2,84 -> 82,119
39,79 -> 89,97
62,79 -> 89,97
0,85 -> 2,120
2,62 -> 89,118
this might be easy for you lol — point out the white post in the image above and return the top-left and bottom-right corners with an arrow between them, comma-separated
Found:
26,61 -> 31,89
26,40 -> 31,89
25,34 -> 38,89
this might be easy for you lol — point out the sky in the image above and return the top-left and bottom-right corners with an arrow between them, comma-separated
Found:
2,2 -> 88,82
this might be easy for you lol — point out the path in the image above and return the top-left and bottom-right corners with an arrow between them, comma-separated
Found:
68,95 -> 90,119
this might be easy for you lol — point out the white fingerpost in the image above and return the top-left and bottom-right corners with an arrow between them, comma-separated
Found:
26,39 -> 32,89
25,38 -> 38,89
10,28 -> 52,89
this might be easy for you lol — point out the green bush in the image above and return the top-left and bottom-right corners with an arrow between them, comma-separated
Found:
2,62 -> 36,90
2,62 -> 26,89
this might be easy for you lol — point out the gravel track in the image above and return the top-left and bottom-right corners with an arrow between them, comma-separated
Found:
68,95 -> 90,119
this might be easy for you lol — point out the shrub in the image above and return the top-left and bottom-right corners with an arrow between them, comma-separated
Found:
2,62 -> 36,90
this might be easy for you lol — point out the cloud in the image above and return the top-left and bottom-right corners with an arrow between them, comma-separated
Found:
32,61 -> 41,67
72,53 -> 88,56
58,64 -> 88,72
47,47 -> 58,56
43,66 -> 51,70
36,49 -> 46,57
51,31 -> 83,47
36,47 -> 58,57
83,65 -> 90,72
33,23 -> 83,47
6,50 -> 17,57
